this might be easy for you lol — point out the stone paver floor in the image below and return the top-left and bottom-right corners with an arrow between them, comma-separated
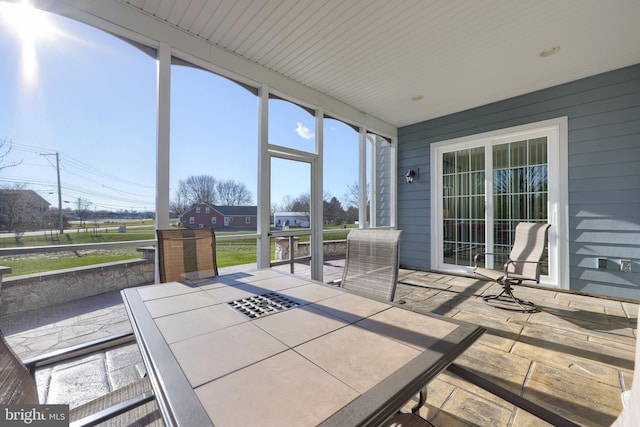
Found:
395,270 -> 637,426
1,265 -> 637,426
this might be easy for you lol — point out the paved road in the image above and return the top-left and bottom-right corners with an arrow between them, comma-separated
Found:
1,223 -> 152,238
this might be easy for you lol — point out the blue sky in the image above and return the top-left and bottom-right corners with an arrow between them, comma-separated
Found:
0,2 -> 359,213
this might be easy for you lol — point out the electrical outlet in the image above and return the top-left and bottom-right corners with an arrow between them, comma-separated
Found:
621,260 -> 631,273
598,258 -> 607,269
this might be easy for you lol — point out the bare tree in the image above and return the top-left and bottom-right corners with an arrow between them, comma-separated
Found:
0,183 -> 27,233
290,192 -> 311,224
0,138 -> 22,174
0,184 -> 49,241
75,197 -> 92,226
342,181 -> 369,208
277,195 -> 295,212
170,189 -> 190,217
177,175 -> 217,206
291,192 -> 310,212
216,179 -> 253,206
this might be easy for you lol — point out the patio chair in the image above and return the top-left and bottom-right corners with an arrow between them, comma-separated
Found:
0,329 -> 162,426
156,228 -> 218,283
339,229 -> 434,425
340,228 -> 403,301
474,222 -> 551,312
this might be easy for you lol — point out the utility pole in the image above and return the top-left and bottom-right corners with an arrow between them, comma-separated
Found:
41,152 -> 63,234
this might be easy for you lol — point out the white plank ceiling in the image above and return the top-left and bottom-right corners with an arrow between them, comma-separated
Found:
122,0 -> 640,127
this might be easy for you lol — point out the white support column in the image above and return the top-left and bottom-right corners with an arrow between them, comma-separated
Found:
156,43 -> 171,229
370,134 -> 378,228
358,128 -> 367,228
311,108 -> 324,281
257,85 -> 271,269
390,136 -> 398,229
155,42 -> 171,282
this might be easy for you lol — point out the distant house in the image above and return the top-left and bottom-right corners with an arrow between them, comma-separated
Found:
180,203 -> 257,229
273,212 -> 310,228
0,189 -> 51,231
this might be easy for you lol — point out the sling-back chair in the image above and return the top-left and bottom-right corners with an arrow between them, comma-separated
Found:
156,228 -> 218,283
474,222 -> 551,312
0,330 -> 162,426
339,229 -> 433,425
340,228 -> 403,301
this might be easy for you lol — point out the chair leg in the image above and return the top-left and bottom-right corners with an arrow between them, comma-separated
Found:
410,386 -> 427,414
483,281 -> 536,312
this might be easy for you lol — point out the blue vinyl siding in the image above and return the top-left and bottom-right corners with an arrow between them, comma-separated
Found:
398,63 -> 640,299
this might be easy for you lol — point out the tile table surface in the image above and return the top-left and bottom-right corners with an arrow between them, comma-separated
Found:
121,269 -> 485,427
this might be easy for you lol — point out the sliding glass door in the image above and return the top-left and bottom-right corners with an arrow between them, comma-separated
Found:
432,119 -> 566,288
442,147 -> 486,266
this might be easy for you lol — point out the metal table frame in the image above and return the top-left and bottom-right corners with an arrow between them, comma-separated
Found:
122,270 -> 486,427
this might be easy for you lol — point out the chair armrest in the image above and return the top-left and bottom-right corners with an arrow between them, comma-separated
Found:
23,331 -> 135,375
473,252 -> 501,268
328,278 -> 342,287
506,258 -> 543,266
69,390 -> 154,427
503,258 -> 542,274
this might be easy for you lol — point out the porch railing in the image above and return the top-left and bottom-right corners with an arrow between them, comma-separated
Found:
0,229 -> 350,315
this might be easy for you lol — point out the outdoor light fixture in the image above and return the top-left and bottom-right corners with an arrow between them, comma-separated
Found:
405,168 -> 418,184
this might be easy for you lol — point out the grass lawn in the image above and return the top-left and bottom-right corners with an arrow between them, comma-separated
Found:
2,240 -> 262,277
0,229 -> 156,248
3,249 -> 141,276
0,225 -> 354,277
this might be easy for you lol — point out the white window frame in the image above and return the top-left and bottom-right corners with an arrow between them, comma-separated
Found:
430,117 -> 568,288
189,216 -> 194,225
196,207 -> 201,213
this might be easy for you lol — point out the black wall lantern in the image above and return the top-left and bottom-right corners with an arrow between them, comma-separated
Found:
405,168 -> 418,184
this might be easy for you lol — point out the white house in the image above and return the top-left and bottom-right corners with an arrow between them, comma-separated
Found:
273,212 -> 310,229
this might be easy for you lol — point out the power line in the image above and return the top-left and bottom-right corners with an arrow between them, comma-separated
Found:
40,152 -> 63,233
12,142 -> 153,190
10,142 -> 154,202
0,176 -> 154,206
61,154 -> 154,189
4,144 -> 155,208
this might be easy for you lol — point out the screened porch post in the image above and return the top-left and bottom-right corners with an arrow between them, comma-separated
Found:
155,42 -> 171,230
257,84 -> 271,269
155,42 -> 171,283
311,107 -> 324,281
390,136 -> 398,229
358,128 -> 367,227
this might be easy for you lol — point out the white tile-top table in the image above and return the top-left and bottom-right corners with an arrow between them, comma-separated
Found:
121,269 -> 485,427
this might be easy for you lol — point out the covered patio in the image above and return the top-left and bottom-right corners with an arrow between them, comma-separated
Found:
19,0 -> 640,299
1,0 -> 639,425
1,263 -> 636,426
